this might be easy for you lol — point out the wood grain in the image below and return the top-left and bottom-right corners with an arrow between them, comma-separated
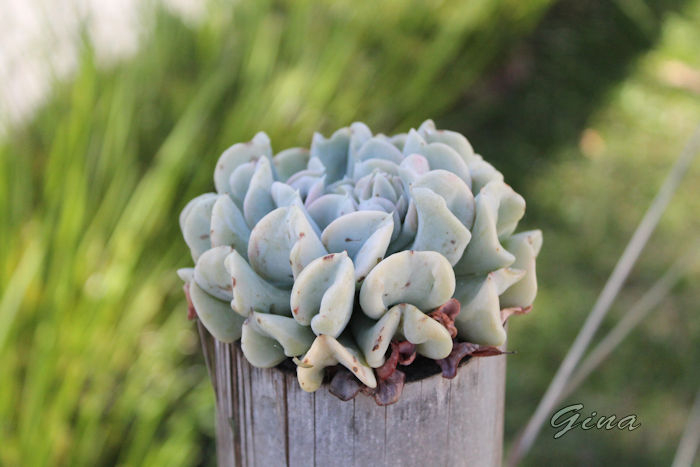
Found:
200,327 -> 505,467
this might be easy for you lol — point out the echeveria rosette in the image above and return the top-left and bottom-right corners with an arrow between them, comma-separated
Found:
178,119 -> 541,400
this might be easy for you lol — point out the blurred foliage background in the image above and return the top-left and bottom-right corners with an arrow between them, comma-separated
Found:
1,0 -> 699,465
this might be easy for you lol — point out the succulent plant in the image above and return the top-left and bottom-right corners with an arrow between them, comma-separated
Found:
178,120 -> 541,404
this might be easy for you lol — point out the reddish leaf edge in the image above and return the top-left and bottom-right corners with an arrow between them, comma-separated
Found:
186,288 -> 525,405
184,282 -> 197,321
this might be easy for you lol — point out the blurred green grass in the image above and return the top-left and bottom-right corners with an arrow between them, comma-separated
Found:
448,0 -> 700,464
1,0 -> 699,465
0,1 -> 553,465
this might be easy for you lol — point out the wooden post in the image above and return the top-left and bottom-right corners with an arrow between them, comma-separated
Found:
198,322 -> 506,467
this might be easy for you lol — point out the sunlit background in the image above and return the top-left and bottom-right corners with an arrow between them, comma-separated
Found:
1,0 -> 699,465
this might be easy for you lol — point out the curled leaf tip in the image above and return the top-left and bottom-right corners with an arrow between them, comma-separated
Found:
436,341 -> 510,378
436,342 -> 477,379
292,356 -> 313,368
376,344 -> 399,380
376,340 -> 416,380
434,298 -> 461,320
426,299 -> 462,347
501,305 -> 533,324
396,341 -> 417,366
469,346 -> 511,357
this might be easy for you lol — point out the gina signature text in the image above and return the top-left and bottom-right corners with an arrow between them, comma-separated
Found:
550,403 -> 641,439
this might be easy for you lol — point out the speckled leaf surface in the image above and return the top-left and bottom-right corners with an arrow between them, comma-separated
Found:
297,335 -> 376,392
290,252 -> 355,337
178,120 -> 541,396
359,250 -> 456,319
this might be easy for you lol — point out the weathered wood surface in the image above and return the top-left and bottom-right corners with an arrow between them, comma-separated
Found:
198,322 -> 505,467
